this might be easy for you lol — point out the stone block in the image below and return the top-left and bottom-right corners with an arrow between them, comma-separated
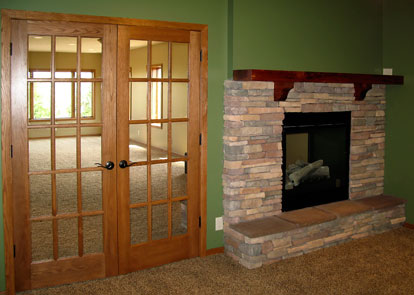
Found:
261,240 -> 274,254
267,247 -> 288,259
241,199 -> 263,209
247,107 -> 283,114
239,243 -> 262,256
239,259 -> 262,269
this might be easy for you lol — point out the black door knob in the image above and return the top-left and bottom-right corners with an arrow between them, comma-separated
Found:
95,161 -> 115,170
119,160 -> 137,168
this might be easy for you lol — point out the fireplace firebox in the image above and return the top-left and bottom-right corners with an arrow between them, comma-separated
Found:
282,112 -> 351,211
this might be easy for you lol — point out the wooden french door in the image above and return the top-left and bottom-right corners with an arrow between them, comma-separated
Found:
10,18 -> 201,291
116,25 -> 200,273
10,20 -> 118,291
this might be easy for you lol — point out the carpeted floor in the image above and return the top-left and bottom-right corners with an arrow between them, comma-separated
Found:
20,227 -> 414,295
29,136 -> 187,261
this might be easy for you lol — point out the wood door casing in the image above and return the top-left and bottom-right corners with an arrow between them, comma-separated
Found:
2,10 -> 208,294
10,20 -> 118,291
117,25 -> 201,274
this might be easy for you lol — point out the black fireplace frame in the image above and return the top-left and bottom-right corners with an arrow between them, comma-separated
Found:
282,112 -> 351,212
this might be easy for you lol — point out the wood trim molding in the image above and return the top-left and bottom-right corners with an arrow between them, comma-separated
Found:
2,9 -> 207,32
403,222 -> 414,230
199,26 -> 208,257
206,247 -> 224,256
233,69 -> 404,101
1,11 -> 16,295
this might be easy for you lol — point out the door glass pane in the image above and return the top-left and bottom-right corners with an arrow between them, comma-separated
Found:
56,173 -> 77,214
130,40 -> 148,78
55,128 -> 77,170
151,124 -> 168,160
81,37 -> 102,79
171,122 -> 187,158
55,37 -> 77,77
81,81 -> 100,122
81,127 -> 102,168
58,218 -> 78,258
28,128 -> 51,172
172,42 -> 189,79
150,80 -> 166,121
32,220 -> 53,262
151,163 -> 168,201
172,161 -> 187,198
171,82 -> 188,118
172,200 -> 187,236
152,203 -> 168,240
55,81 -> 75,120
28,35 -> 52,78
82,171 -> 102,212
30,174 -> 52,217
28,82 -> 51,123
83,215 -> 103,254
130,166 -> 147,204
151,41 -> 168,78
129,124 -> 147,162
130,207 -> 147,244
130,82 -> 147,120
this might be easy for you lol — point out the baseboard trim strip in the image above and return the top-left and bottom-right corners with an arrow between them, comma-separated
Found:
205,247 -> 224,256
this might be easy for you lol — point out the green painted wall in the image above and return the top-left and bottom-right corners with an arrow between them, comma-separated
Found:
232,0 -> 383,74
383,0 -> 414,223
0,0 -> 228,291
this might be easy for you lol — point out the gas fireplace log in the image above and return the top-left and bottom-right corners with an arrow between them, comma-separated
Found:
303,166 -> 330,181
289,159 -> 323,186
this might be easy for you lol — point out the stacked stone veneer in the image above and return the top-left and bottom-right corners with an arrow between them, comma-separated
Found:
222,80 -> 401,268
225,201 -> 405,269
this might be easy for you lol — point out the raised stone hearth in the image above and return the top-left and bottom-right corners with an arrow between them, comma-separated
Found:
222,71 -> 406,268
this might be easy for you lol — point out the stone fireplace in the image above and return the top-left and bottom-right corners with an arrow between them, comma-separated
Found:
223,70 -> 406,268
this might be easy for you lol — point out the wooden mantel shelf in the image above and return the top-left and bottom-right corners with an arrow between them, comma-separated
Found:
233,69 -> 404,101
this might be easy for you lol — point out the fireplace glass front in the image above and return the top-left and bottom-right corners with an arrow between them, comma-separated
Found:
282,112 -> 351,211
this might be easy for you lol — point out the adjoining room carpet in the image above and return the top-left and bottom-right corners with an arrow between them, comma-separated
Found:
21,227 -> 414,295
29,136 -> 187,260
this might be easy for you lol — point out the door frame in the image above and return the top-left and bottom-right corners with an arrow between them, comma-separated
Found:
1,9 -> 208,294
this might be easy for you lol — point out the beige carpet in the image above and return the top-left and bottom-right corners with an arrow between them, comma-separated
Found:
20,227 -> 414,294
29,136 -> 187,261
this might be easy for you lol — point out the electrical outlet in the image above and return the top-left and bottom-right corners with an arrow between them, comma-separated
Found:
383,68 -> 393,75
215,216 -> 223,231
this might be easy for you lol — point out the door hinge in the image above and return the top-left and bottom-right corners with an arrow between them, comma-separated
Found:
13,245 -> 16,258
10,145 -> 13,158
200,50 -> 202,62
10,43 -> 12,56
199,216 -> 201,228
199,134 -> 202,145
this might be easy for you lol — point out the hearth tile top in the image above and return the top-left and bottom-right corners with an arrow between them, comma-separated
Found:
315,200 -> 371,218
230,216 -> 297,238
278,207 -> 336,226
355,195 -> 407,210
